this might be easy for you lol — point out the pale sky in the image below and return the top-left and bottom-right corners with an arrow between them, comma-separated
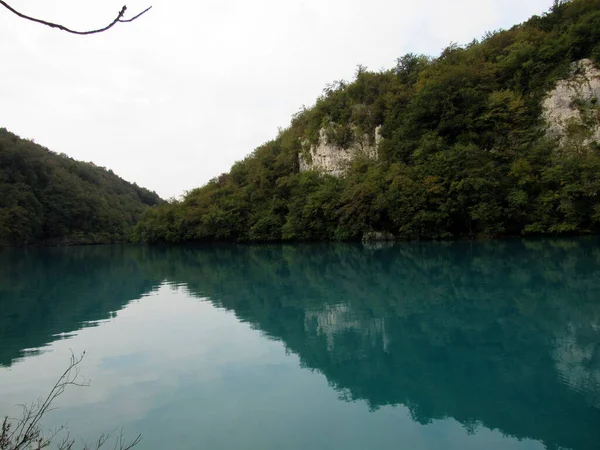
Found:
0,0 -> 552,199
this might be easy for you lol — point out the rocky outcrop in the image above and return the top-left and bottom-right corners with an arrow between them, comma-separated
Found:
299,125 -> 382,176
542,59 -> 600,151
362,231 -> 395,244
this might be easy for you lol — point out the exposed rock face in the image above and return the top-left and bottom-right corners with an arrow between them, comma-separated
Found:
299,125 -> 382,176
362,231 -> 395,243
361,230 -> 395,250
542,59 -> 600,150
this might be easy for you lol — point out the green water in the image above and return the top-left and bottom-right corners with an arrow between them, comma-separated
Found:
1,240 -> 599,449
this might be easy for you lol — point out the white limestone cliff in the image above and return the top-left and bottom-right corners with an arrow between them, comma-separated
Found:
299,59 -> 600,174
299,125 -> 382,176
542,58 -> 600,150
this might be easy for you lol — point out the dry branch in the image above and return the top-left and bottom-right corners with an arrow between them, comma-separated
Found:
0,2 -> 151,35
1,352 -> 141,450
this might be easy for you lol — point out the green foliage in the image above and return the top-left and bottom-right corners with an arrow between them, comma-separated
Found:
136,0 -> 600,243
0,129 -> 161,246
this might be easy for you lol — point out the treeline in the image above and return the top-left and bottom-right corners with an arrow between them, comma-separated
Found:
134,0 -> 600,243
0,128 -> 161,246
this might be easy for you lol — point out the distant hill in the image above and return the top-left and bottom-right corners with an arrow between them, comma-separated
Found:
0,128 -> 162,246
134,0 -> 600,243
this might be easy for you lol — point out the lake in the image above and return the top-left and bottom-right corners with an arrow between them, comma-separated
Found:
1,239 -> 599,450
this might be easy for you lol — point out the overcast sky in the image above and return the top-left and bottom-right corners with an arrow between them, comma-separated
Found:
1,0 -> 552,199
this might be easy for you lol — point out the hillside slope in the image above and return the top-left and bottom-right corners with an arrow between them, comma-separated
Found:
134,0 -> 600,243
0,128 -> 161,246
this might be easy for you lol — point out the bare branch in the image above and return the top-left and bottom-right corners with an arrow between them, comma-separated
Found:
118,6 -> 152,23
13,352 -> 89,449
56,431 -> 74,450
1,352 -> 141,450
0,2 -> 152,35
121,434 -> 142,450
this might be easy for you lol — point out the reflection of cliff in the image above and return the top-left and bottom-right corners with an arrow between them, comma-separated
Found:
304,304 -> 389,352
2,240 -> 600,449
553,324 -> 600,409
0,246 -> 161,366
158,239 -> 600,450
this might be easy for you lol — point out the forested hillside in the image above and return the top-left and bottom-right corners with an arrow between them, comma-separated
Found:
133,0 -> 600,243
0,128 -> 161,246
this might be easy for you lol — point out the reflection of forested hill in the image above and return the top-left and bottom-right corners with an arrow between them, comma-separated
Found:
2,240 -> 599,449
158,239 -> 600,450
0,246 -> 161,366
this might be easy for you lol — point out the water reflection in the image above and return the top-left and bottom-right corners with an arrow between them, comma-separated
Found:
173,241 -> 600,449
0,245 -> 161,366
1,239 -> 599,449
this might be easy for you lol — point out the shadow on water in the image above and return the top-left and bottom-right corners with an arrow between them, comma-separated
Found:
1,238 -> 600,449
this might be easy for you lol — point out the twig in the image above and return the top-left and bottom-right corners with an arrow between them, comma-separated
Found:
0,2 -> 152,35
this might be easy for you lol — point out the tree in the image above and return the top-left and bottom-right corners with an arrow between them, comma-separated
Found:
0,2 -> 151,35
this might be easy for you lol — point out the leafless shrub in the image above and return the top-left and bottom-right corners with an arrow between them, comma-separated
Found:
1,352 -> 141,450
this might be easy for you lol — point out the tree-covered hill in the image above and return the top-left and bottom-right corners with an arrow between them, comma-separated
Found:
134,0 -> 600,243
0,128 -> 162,246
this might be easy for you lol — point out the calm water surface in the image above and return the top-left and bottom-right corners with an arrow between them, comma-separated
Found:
1,240 -> 599,449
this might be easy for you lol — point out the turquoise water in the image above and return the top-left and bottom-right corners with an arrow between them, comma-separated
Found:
0,240 -> 599,449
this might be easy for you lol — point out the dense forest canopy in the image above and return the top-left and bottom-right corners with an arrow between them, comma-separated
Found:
133,0 -> 600,243
0,128 -> 161,246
